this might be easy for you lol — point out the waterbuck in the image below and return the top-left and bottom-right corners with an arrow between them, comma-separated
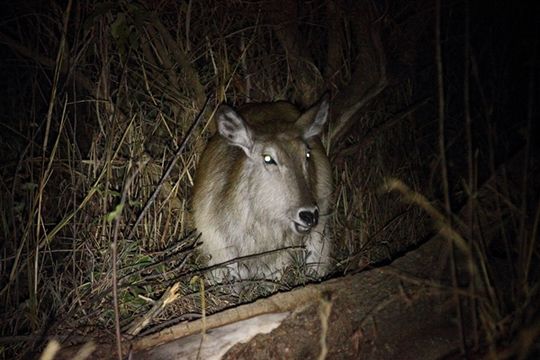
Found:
193,96 -> 333,282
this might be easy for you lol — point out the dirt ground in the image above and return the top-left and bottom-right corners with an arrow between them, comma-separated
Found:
223,239 -> 460,359
222,280 -> 458,359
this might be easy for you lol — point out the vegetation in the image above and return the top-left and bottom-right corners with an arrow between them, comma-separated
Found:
0,0 -> 537,358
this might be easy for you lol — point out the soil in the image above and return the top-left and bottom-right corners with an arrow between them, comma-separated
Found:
222,237 -> 460,359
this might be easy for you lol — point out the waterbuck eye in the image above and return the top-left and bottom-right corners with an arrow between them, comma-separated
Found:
263,154 -> 276,165
306,150 -> 311,160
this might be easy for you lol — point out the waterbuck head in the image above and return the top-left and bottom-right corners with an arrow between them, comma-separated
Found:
215,97 -> 330,236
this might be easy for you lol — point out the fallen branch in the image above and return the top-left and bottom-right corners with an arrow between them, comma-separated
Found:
132,282 -> 325,351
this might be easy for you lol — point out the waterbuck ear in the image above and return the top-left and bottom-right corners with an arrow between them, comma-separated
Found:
296,94 -> 330,139
216,105 -> 254,155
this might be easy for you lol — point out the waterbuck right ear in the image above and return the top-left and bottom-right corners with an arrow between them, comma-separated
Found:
216,105 -> 254,155
297,93 -> 330,139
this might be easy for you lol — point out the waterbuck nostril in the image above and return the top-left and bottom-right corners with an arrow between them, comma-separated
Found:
299,209 -> 319,227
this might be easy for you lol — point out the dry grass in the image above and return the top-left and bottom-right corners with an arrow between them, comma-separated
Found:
0,3 -> 344,357
0,1 -> 537,359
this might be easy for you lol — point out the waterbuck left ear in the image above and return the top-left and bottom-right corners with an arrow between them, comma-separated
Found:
297,94 -> 330,139
216,105 -> 254,155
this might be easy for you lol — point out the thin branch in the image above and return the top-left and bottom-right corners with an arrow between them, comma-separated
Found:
110,132 -> 150,360
329,2 -> 387,146
435,0 -> 465,354
333,97 -> 431,160
128,97 -> 211,240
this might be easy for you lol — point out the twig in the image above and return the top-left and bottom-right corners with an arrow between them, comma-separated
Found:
333,97 -> 431,160
436,1 -> 465,350
382,179 -> 471,258
128,97 -> 211,240
196,277 -> 206,360
125,282 -> 182,336
519,33 -> 536,287
38,340 -> 60,360
110,162 -> 146,359
131,284 -> 323,352
329,2 -> 388,146
198,245 -> 306,275
117,232 -> 199,284
463,1 -> 479,348
138,314 -> 202,337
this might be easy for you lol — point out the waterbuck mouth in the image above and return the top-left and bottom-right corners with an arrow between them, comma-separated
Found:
293,222 -> 312,235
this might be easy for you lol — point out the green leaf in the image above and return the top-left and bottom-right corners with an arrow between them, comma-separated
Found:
106,203 -> 124,222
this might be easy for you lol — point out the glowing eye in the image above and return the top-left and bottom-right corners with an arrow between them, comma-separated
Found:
263,154 -> 276,165
306,150 -> 311,159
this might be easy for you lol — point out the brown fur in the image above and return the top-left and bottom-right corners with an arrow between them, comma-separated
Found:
193,98 -> 333,281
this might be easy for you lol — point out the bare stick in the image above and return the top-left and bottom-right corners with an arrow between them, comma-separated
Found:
463,1 -> 480,348
519,33 -> 536,287
435,0 -> 465,354
111,163 -> 146,359
128,97 -> 211,240
126,282 -> 182,336
334,97 -> 430,160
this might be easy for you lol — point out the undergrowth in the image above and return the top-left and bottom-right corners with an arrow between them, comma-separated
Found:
0,1 -> 537,358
